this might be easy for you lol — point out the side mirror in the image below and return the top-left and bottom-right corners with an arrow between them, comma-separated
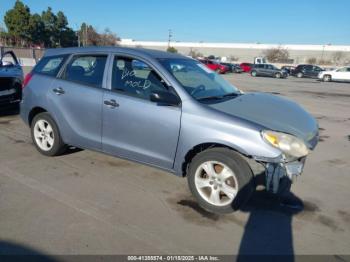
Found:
150,90 -> 181,106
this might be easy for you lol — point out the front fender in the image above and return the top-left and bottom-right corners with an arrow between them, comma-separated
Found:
173,109 -> 282,176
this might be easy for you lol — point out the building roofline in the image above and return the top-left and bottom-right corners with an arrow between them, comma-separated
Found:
120,39 -> 350,52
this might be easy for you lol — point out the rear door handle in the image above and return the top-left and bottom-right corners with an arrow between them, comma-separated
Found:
53,87 -> 65,95
104,99 -> 119,108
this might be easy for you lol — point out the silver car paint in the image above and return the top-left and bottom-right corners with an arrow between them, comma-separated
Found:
20,47 -> 318,177
209,93 -> 319,149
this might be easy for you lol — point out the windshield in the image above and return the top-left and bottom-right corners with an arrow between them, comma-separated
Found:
158,58 -> 240,101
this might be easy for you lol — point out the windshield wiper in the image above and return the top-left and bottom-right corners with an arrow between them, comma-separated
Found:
197,96 -> 224,101
222,92 -> 240,98
198,92 -> 241,101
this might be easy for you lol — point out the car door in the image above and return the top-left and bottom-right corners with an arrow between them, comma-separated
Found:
207,60 -> 216,71
49,54 -> 108,150
333,67 -> 350,81
302,65 -> 313,77
331,68 -> 342,80
260,64 -> 269,76
312,66 -> 322,78
102,55 -> 181,169
345,68 -> 350,81
266,64 -> 275,77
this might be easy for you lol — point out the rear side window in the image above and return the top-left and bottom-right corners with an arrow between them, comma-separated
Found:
34,55 -> 68,76
61,55 -> 107,87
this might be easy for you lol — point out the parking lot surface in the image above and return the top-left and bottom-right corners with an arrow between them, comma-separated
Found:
0,73 -> 350,255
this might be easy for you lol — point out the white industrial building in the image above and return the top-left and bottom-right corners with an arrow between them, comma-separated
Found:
120,39 -> 350,64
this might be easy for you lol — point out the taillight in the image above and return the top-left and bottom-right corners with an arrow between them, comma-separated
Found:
22,72 -> 33,89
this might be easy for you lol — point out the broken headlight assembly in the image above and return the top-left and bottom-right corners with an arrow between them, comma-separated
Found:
262,130 -> 309,161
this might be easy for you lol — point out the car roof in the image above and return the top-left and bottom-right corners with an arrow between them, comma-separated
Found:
44,46 -> 186,60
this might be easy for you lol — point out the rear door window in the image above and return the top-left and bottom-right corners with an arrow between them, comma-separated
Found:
61,55 -> 107,87
34,55 -> 69,77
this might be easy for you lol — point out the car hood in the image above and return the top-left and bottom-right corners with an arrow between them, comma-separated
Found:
209,93 -> 319,149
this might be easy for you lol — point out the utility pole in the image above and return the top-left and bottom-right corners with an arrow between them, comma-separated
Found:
85,25 -> 88,46
321,44 -> 325,61
168,29 -> 172,48
77,31 -> 81,47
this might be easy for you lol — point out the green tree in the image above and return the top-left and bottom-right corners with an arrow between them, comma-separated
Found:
4,0 -> 31,45
28,14 -> 45,45
41,7 -> 58,47
60,28 -> 77,47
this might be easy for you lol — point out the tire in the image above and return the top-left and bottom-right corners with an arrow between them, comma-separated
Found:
251,71 -> 257,77
187,148 -> 254,214
275,72 -> 281,78
323,75 -> 332,82
216,68 -> 221,74
297,72 -> 303,78
31,112 -> 67,156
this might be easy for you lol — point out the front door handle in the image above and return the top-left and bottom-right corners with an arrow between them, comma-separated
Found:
53,87 -> 65,95
104,99 -> 119,108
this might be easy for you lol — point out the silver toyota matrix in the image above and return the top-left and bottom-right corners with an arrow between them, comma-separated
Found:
20,47 -> 319,214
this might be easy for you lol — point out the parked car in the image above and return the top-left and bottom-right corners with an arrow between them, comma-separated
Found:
250,64 -> 288,78
239,63 -> 253,73
281,66 -> 295,75
292,64 -> 324,78
198,59 -> 229,74
20,47 -> 319,214
318,66 -> 350,82
0,51 -> 24,108
221,63 -> 243,73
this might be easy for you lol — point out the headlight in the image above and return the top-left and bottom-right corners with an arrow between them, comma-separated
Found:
262,130 -> 309,159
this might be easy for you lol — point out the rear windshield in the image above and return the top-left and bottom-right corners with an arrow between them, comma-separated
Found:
34,54 -> 69,77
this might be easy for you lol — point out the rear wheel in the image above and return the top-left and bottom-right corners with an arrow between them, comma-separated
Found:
323,75 -> 332,82
31,112 -> 67,156
187,148 -> 254,214
251,71 -> 257,77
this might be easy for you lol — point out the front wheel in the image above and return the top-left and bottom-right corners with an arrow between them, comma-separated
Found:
31,112 -> 67,156
297,72 -> 303,78
251,71 -> 257,77
187,148 -> 254,214
323,75 -> 332,82
275,72 -> 282,78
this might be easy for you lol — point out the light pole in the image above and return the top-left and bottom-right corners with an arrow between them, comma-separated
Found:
321,43 -> 331,62
321,45 -> 325,61
168,29 -> 172,48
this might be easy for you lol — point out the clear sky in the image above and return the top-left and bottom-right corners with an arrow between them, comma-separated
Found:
1,0 -> 349,45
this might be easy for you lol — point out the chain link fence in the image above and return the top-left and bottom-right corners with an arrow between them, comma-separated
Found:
0,46 -> 45,61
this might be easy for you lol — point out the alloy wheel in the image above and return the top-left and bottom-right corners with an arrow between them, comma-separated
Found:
194,161 -> 239,207
33,119 -> 55,151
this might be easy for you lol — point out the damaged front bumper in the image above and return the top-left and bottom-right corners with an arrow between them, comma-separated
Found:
265,158 -> 306,194
253,155 -> 307,194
